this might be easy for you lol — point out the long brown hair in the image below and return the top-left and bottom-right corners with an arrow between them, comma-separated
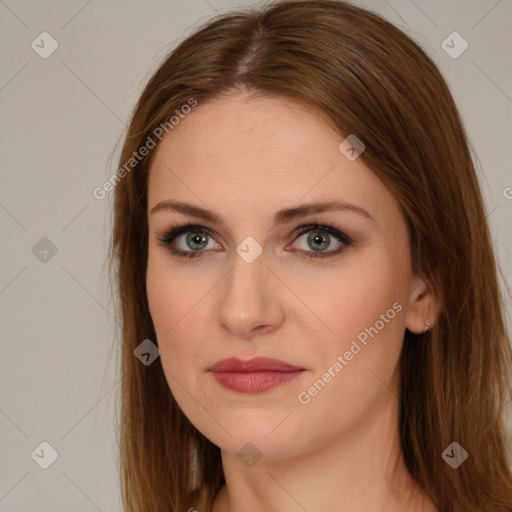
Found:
109,1 -> 512,510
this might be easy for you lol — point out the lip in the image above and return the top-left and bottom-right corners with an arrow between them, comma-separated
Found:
208,357 -> 305,394
209,356 -> 303,373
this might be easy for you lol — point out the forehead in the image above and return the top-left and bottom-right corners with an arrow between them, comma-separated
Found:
147,94 -> 398,224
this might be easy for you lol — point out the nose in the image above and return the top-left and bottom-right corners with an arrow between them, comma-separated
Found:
214,251 -> 286,340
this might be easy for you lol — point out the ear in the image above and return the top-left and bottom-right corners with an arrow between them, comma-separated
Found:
405,272 -> 440,334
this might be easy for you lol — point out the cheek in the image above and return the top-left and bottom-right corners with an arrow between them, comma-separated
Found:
146,257 -> 222,436
294,253 -> 409,410
293,255 -> 406,351
291,266 -> 407,437
147,245 -> 198,331
146,253 -> 213,380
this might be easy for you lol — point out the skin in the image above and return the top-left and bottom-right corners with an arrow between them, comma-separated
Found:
146,92 -> 439,512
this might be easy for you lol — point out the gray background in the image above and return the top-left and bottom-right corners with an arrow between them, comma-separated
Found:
0,0 -> 511,510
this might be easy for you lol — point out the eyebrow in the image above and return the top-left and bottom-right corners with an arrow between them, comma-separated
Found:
149,199 -> 374,225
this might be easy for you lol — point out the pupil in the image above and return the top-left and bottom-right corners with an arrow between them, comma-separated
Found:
309,232 -> 329,251
187,232 -> 207,249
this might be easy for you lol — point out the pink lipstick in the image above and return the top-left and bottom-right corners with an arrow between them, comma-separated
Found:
208,356 -> 305,394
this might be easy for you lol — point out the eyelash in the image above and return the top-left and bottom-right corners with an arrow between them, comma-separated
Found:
156,221 -> 353,260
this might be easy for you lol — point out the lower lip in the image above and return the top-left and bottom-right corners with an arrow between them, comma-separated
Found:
210,370 -> 304,394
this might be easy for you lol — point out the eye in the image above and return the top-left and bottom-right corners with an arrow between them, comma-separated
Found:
156,223 -> 220,259
289,222 -> 352,259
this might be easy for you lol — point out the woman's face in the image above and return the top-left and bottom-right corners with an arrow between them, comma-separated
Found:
146,93 -> 421,462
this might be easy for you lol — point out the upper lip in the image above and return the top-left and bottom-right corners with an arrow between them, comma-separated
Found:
208,357 -> 304,373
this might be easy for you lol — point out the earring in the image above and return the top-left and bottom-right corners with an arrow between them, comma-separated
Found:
424,320 -> 431,332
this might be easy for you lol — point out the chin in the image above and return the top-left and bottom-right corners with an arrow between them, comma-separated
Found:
216,433 -> 304,464
195,412 -> 306,461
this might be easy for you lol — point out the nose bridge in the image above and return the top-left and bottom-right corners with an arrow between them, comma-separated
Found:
215,249 -> 284,337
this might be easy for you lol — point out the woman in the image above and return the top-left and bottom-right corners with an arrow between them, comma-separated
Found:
109,1 -> 512,510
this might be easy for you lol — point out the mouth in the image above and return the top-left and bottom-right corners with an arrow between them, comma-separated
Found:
208,356 -> 305,394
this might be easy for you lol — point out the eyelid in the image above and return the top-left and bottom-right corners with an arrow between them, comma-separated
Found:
157,222 -> 215,243
156,222 -> 220,250
292,222 -> 352,244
